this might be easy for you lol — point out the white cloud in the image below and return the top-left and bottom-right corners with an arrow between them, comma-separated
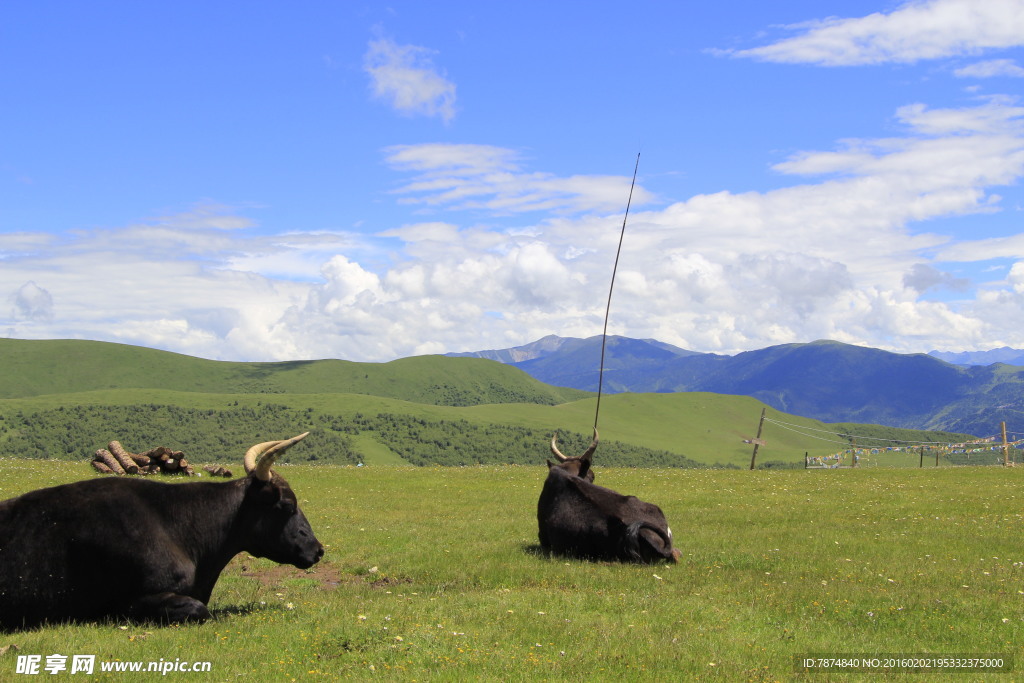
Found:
729,0 -> 1024,66
4,98 -> 1024,362
932,233 -> 1024,262
10,281 -> 54,322
384,143 -> 517,173
955,58 -> 1024,78
147,203 -> 256,231
268,97 -> 1022,359
364,38 -> 457,123
383,143 -> 655,214
903,263 -> 970,292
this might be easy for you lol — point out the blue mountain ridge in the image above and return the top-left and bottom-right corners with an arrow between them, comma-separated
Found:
448,336 -> 1024,437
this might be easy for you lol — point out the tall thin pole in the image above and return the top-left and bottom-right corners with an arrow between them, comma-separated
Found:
749,407 -> 767,470
1002,421 -> 1009,466
594,153 -> 640,431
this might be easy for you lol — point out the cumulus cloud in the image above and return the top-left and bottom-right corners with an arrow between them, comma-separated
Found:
266,100 -> 1022,359
728,0 -> 1024,66
3,97 -> 1024,361
364,38 -> 457,123
10,281 -> 54,322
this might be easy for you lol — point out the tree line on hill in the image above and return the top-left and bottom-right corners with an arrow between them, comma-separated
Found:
0,403 -> 723,469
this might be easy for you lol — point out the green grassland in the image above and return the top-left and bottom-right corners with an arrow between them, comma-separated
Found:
1,461 -> 1021,681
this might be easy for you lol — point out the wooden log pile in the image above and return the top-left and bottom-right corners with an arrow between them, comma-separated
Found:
90,440 -> 232,478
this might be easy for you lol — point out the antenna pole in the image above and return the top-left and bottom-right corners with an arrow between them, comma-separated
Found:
594,153 -> 640,430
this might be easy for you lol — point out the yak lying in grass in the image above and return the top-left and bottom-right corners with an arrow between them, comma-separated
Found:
537,430 -> 679,563
0,433 -> 324,630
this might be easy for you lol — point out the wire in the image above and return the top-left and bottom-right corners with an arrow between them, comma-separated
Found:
763,416 -> 998,446
764,418 -> 857,447
594,153 -> 640,431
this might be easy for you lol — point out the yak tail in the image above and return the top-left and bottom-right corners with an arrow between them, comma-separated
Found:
623,521 -> 675,563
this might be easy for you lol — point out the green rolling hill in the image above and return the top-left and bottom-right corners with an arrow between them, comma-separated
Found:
0,338 -> 586,405
0,339 -> 981,469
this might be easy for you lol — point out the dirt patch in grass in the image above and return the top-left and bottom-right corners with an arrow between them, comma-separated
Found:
367,574 -> 413,589
224,557 -> 412,590
226,557 -> 344,589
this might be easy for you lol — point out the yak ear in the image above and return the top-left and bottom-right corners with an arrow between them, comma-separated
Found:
577,458 -> 591,480
250,477 -> 283,505
546,459 -> 555,469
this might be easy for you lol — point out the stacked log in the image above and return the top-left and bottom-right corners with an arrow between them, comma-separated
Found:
89,441 -> 232,477
109,441 -> 139,474
93,448 -> 124,474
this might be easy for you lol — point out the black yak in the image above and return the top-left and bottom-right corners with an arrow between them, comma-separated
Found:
537,430 -> 679,563
0,433 -> 323,629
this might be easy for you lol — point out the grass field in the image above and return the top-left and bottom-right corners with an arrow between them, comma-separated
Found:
1,459 -> 1022,681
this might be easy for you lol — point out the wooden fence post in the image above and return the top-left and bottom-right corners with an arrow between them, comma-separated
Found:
749,408 -> 766,470
1002,421 -> 1010,466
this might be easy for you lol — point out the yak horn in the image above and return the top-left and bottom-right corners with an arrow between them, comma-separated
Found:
581,428 -> 599,462
550,429 -> 599,462
550,432 -> 569,462
244,432 -> 310,481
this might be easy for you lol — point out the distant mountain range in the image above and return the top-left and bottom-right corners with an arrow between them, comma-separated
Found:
928,347 -> 1024,366
449,336 -> 1024,436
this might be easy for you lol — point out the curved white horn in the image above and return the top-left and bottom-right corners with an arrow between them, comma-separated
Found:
550,432 -> 570,462
244,432 -> 310,481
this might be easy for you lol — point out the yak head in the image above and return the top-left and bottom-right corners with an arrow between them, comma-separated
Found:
240,433 -> 325,569
547,429 -> 598,482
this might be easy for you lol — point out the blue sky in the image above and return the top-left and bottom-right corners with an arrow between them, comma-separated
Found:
3,1 -> 1024,362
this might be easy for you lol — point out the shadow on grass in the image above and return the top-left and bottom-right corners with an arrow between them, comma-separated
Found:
211,602 -> 283,619
522,543 -> 549,558
523,543 -> 588,563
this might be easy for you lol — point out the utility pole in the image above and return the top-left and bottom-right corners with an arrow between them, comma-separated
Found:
1002,421 -> 1010,466
749,408 -> 767,470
